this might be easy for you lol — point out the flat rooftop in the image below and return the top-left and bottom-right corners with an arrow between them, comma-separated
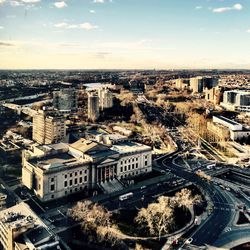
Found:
111,141 -> 151,154
30,152 -> 88,171
216,116 -> 241,126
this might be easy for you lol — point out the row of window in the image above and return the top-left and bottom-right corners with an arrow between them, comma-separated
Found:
64,176 -> 88,188
64,170 -> 88,179
50,176 -> 88,192
120,163 -> 139,173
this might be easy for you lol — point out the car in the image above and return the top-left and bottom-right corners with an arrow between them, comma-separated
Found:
185,238 -> 193,244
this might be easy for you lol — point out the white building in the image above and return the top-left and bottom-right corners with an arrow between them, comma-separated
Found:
222,90 -> 250,113
98,88 -> 113,110
22,138 -> 152,202
212,116 -> 250,141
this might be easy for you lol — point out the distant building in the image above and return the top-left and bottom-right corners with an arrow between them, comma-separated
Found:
205,86 -> 223,105
53,88 -> 78,112
88,92 -> 100,122
0,202 -> 61,250
22,138 -> 152,201
98,88 -> 113,110
175,78 -> 190,90
32,109 -> 66,145
190,77 -> 218,94
222,90 -> 250,112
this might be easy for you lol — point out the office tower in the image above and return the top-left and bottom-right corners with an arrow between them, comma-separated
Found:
53,88 -> 78,112
98,88 -> 113,110
32,109 -> 66,144
88,92 -> 100,121
190,77 -> 204,93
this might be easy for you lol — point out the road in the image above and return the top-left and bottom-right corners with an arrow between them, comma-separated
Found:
155,155 -> 250,248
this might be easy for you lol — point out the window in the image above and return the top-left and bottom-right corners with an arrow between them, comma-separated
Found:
51,178 -> 54,182
50,184 -> 55,191
145,161 -> 148,166
132,164 -> 134,169
51,195 -> 54,199
80,177 -> 82,183
84,176 -> 87,182
85,170 -> 87,174
80,171 -> 82,175
124,166 -> 127,171
128,165 -> 130,170
65,174 -> 67,179
65,191 -> 67,195
75,179 -> 78,185
69,180 -> 72,186
75,172 -> 77,176
64,181 -> 67,188
120,167 -> 123,172
136,163 -> 138,168
70,173 -> 72,177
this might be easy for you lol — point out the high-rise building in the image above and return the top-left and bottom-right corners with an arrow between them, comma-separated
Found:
53,88 -> 78,112
190,77 -> 218,93
175,78 -> 190,89
32,109 -> 66,144
88,92 -> 100,121
190,77 -> 204,93
98,88 -> 113,110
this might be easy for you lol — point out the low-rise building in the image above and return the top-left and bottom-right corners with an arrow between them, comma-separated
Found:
212,116 -> 250,141
22,138 -> 152,202
0,202 -> 61,250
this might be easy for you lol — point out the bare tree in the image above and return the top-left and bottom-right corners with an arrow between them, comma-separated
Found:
68,200 -> 121,246
173,188 -> 202,209
135,196 -> 175,239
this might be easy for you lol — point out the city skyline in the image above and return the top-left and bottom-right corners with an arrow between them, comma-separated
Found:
0,0 -> 250,69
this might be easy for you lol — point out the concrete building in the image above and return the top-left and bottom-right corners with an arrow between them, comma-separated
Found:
22,138 -> 152,202
32,109 -> 66,145
175,79 -> 190,90
0,202 -> 61,250
190,77 -> 204,93
98,88 -> 113,110
87,92 -> 100,122
222,90 -> 250,113
190,77 -> 218,94
205,86 -> 223,105
53,88 -> 78,112
212,116 -> 250,141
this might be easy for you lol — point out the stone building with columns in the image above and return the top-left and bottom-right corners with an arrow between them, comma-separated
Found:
22,138 -> 152,202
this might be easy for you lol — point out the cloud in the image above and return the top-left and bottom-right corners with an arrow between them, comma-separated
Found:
54,1 -> 67,8
247,29 -> 250,33
7,0 -> 40,6
0,42 -> 14,46
195,6 -> 202,10
0,0 -> 6,4
54,22 -> 98,30
212,3 -> 242,13
0,26 -> 4,29
93,0 -> 112,3
89,9 -> 96,13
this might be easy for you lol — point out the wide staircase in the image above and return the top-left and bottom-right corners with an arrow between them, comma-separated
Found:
99,179 -> 124,194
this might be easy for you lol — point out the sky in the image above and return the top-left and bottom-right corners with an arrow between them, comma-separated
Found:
0,0 -> 250,69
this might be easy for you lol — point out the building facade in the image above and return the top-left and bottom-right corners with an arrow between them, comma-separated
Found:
87,92 -> 100,122
222,90 -> 250,112
32,109 -> 66,145
98,88 -> 113,110
22,138 -> 152,202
